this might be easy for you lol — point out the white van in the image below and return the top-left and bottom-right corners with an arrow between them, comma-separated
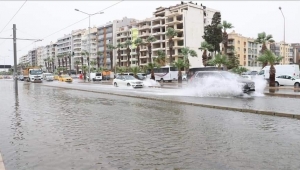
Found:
43,73 -> 54,81
258,64 -> 300,79
90,72 -> 102,81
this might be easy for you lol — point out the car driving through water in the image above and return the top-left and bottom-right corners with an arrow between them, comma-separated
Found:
113,75 -> 144,88
189,71 -> 255,93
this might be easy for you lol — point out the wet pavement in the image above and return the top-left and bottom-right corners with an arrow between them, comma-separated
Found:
1,80 -> 300,170
41,80 -> 300,115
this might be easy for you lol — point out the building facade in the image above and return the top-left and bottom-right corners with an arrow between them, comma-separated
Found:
56,34 -> 72,71
270,42 -> 294,65
28,49 -> 37,66
291,43 -> 300,64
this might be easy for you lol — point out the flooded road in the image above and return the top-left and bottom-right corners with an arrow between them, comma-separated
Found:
1,80 -> 300,170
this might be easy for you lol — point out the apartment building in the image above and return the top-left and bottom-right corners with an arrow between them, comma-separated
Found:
72,29 -> 85,71
226,30 -> 263,70
80,27 -> 98,68
132,2 -> 219,67
270,42 -> 294,65
56,34 -> 72,70
97,17 -> 138,69
36,46 -> 44,68
28,49 -> 37,66
19,55 -> 28,65
291,43 -> 300,64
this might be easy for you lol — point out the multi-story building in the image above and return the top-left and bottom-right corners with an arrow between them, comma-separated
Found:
97,17 -> 138,69
270,42 -> 294,65
226,30 -> 263,70
128,2 -> 219,67
81,27 -> 98,68
28,49 -> 37,66
72,29 -> 85,71
19,55 -> 28,65
56,34 -> 72,70
291,43 -> 300,64
36,46 -> 44,68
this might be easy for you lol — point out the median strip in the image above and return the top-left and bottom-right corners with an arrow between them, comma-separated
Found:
41,84 -> 300,120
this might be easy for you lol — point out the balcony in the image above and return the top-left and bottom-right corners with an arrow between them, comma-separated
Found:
166,12 -> 180,17
152,24 -> 164,29
166,20 -> 182,26
139,33 -> 150,37
227,49 -> 234,54
172,36 -> 184,40
139,25 -> 151,30
152,47 -> 164,51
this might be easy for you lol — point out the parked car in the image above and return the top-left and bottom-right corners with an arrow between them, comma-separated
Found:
189,71 -> 255,93
43,73 -> 54,81
275,75 -> 300,87
113,75 -> 144,88
18,75 -> 24,81
90,72 -> 102,81
137,73 -> 147,79
58,75 -> 73,82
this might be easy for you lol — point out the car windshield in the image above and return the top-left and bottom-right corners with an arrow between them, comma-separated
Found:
124,75 -> 136,80
30,70 -> 42,75
61,76 -> 70,78
220,72 -> 239,80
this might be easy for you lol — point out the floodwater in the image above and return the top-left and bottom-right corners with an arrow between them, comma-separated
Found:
1,80 -> 300,170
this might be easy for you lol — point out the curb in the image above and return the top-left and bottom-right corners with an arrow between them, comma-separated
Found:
0,152 -> 5,170
264,93 -> 300,99
42,84 -> 300,120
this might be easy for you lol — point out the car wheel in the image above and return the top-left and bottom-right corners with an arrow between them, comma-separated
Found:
294,82 -> 300,88
127,83 -> 131,86
160,78 -> 164,82
275,81 -> 279,86
114,82 -> 117,87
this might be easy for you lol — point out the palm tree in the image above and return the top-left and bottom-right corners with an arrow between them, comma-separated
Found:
231,66 -> 248,75
124,39 -> 132,67
50,57 -> 55,73
255,32 -> 275,68
134,38 -> 143,66
257,50 -> 283,87
146,62 -> 159,80
155,50 -> 166,66
43,59 -> 47,72
90,60 -> 97,72
180,47 -> 198,71
218,21 -> 234,54
145,36 -> 157,64
116,66 -> 126,74
173,59 -> 189,84
207,53 -> 229,69
82,65 -> 88,80
166,27 -> 177,64
97,51 -> 102,69
75,61 -> 80,75
199,41 -> 214,67
116,43 -> 123,67
130,66 -> 140,79
107,44 -> 116,71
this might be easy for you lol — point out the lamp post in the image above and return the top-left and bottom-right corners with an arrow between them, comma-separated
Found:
75,9 -> 104,80
279,7 -> 285,62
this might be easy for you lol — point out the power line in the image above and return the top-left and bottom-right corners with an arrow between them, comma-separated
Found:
41,0 -> 124,40
17,28 -> 39,39
0,0 -> 28,35
18,0 -> 123,52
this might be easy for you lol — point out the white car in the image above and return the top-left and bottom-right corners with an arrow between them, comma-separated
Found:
275,75 -> 300,87
113,75 -> 144,88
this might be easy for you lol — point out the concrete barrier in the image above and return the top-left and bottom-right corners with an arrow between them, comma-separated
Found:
0,152 -> 5,170
42,84 -> 300,120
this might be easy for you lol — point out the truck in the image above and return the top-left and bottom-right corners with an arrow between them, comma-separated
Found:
23,67 -> 43,82
258,64 -> 300,80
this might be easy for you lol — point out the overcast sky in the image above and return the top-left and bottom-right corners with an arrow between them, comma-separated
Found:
0,0 -> 299,65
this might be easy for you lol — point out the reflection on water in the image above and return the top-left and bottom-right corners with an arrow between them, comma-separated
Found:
0,81 -> 300,170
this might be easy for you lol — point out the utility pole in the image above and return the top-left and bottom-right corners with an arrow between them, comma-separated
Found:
279,7 -> 285,63
13,24 -> 18,95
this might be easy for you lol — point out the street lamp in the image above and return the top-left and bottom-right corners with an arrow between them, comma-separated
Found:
75,9 -> 104,81
279,7 -> 285,61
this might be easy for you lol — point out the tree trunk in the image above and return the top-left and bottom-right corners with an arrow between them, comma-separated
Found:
148,44 -> 152,64
178,70 -> 182,84
127,47 -> 130,67
137,46 -> 140,66
58,59 -> 61,67
97,57 -> 100,69
110,51 -> 113,71
269,64 -> 276,87
117,49 -> 121,67
150,69 -> 155,80
169,38 -> 173,64
261,42 -> 268,68
76,65 -> 79,75
202,50 -> 207,67
52,61 -> 55,73
69,56 -> 71,75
